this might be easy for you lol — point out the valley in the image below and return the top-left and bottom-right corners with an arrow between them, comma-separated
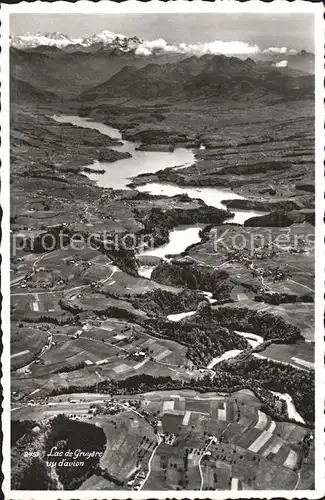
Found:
9,32 -> 315,492
11,389 -> 314,491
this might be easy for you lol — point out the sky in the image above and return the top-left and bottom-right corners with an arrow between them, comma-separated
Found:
10,13 -> 315,52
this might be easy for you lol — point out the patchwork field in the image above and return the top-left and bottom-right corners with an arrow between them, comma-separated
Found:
140,389 -> 313,490
11,293 -> 74,323
11,247 -> 115,292
10,246 -> 123,325
9,44 -> 317,494
11,388 -> 314,490
97,411 -> 156,481
295,440 -> 315,490
11,325 -> 50,370
11,317 -> 198,400
187,223 -> 314,307
78,474 -> 123,490
255,341 -> 314,370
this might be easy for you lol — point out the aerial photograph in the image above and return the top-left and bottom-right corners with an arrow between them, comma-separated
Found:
9,8 -> 316,492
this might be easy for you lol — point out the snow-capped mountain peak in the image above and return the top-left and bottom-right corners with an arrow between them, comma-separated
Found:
10,32 -> 84,49
83,29 -> 125,45
10,30 -> 142,51
82,30 -> 142,50
9,30 -> 313,72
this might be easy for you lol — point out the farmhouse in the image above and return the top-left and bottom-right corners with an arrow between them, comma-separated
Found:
134,351 -> 146,358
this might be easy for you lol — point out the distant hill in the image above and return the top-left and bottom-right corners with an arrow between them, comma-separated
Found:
10,46 -> 314,103
285,50 -> 315,74
10,46 -> 185,98
10,30 -> 143,52
9,32 -> 315,76
256,50 -> 315,74
79,54 -> 314,101
10,77 -> 59,104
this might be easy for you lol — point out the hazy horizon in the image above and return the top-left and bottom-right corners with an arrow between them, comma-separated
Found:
10,13 -> 315,52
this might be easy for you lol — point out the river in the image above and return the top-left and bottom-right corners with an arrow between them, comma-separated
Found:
136,183 -> 264,225
271,391 -> 305,424
53,114 -> 264,227
139,225 -> 204,259
53,113 -> 265,265
234,331 -> 264,348
17,114 -> 304,419
53,114 -> 194,190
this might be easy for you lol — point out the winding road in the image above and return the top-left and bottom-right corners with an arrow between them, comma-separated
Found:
198,436 -> 215,490
11,265 -> 117,297
139,433 -> 162,490
198,423 -> 231,490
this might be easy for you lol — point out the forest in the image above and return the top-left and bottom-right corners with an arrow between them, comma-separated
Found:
49,355 -> 314,425
216,352 -> 314,423
187,304 -> 303,342
146,314 -> 249,366
11,415 -> 107,490
44,414 -> 106,489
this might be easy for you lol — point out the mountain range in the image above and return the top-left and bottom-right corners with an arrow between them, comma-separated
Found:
10,30 -> 315,73
78,54 -> 313,101
10,52 -> 313,107
9,30 -> 314,103
10,30 -> 142,52
10,45 -> 188,98
10,76 -> 60,104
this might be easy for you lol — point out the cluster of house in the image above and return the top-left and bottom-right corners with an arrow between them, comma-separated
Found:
128,468 -> 147,490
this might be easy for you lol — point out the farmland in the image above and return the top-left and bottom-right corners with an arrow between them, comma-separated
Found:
11,389 -> 313,490
78,475 -> 123,490
254,341 -> 314,370
11,325 -> 49,370
11,247 -> 117,294
139,389 -> 313,491
11,316 -> 200,400
9,32 -> 316,492
187,223 -> 314,305
97,411 -> 156,481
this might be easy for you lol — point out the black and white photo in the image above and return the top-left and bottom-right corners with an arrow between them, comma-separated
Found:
1,1 -> 324,497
